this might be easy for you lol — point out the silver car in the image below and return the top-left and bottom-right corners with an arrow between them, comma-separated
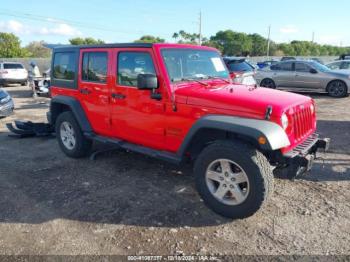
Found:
326,60 -> 350,72
256,60 -> 350,97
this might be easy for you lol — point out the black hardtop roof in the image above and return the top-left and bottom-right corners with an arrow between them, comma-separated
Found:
53,43 -> 153,51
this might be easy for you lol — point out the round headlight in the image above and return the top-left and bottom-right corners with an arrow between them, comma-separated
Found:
281,114 -> 289,130
310,104 -> 315,114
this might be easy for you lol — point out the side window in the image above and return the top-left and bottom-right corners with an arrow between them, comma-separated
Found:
53,52 -> 76,80
270,64 -> 280,70
82,52 -> 108,83
340,62 -> 350,70
279,62 -> 293,71
295,63 -> 311,72
328,62 -> 341,70
117,52 -> 156,87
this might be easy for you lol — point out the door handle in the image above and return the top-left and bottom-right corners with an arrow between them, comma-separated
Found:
80,88 -> 91,95
111,93 -> 126,99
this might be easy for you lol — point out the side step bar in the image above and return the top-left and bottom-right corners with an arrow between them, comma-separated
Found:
84,132 -> 181,165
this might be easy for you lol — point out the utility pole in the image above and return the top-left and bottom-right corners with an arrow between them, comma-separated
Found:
198,10 -> 202,45
312,31 -> 315,43
266,25 -> 271,57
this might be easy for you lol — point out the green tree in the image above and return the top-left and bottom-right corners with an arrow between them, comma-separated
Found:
172,32 -> 179,43
24,41 -> 51,58
69,37 -> 105,45
249,33 -> 267,56
210,30 -> 252,56
134,35 -> 165,43
0,32 -> 25,58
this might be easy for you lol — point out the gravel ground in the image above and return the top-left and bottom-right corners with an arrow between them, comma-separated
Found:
0,85 -> 349,256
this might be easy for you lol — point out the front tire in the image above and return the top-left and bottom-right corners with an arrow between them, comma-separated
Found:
327,80 -> 348,97
194,140 -> 273,219
55,111 -> 92,158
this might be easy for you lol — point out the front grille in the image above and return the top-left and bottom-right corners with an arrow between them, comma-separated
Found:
292,105 -> 313,141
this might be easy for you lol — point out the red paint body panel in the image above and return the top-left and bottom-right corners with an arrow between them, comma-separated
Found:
50,43 -> 317,155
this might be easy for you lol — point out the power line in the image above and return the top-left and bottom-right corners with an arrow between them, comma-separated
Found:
0,9 -> 139,35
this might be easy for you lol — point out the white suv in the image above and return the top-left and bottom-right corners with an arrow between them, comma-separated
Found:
0,62 -> 28,86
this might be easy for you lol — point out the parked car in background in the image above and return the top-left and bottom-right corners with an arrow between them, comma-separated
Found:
339,54 -> 350,60
0,62 -> 28,86
256,60 -> 350,97
326,60 -> 350,72
257,60 -> 279,69
0,88 -> 14,118
223,57 -> 257,85
281,56 -> 296,61
310,58 -> 324,64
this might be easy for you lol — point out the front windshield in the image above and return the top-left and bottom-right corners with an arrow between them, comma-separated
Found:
161,49 -> 229,82
310,61 -> 330,72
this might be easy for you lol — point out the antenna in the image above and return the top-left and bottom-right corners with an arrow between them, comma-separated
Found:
198,10 -> 202,45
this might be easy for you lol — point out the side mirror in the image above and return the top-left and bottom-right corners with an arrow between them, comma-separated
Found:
137,74 -> 158,90
310,68 -> 318,74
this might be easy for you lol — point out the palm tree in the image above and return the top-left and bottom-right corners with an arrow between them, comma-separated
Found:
172,33 -> 179,43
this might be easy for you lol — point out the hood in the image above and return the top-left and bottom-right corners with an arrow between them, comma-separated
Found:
331,69 -> 350,76
174,83 -> 312,118
0,88 -> 9,100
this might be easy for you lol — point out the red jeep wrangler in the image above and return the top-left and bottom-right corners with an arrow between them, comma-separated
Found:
48,43 -> 329,219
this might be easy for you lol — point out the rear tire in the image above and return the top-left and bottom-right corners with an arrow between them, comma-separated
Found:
55,111 -> 92,158
327,80 -> 348,97
260,78 -> 276,89
194,140 -> 273,219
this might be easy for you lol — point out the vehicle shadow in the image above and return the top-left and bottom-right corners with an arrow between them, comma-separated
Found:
0,119 -> 348,227
0,140 -> 230,227
317,120 -> 350,154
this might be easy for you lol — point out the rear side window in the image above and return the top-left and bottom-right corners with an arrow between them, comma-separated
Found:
3,63 -> 24,69
53,52 -> 76,80
82,52 -> 108,83
226,61 -> 253,72
117,52 -> 156,87
272,62 -> 293,71
340,62 -> 350,69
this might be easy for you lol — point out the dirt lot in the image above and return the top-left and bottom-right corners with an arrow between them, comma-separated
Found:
0,85 -> 349,256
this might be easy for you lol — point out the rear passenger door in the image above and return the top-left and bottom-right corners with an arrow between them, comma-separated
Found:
78,48 -> 113,136
271,62 -> 294,87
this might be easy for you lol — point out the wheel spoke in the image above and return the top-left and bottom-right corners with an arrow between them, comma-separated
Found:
220,160 -> 231,173
206,170 -> 222,182
214,184 -> 228,199
229,186 -> 245,203
232,172 -> 247,184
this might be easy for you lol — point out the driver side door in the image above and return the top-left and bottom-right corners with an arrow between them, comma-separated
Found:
110,49 -> 166,150
294,62 -> 322,90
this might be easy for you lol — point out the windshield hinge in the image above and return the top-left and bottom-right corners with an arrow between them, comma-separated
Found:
265,105 -> 273,120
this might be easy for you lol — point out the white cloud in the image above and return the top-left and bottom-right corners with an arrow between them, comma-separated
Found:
38,24 -> 82,36
0,20 -> 28,34
0,19 -> 81,37
280,25 -> 299,34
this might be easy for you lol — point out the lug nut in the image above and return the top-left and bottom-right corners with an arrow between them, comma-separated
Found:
225,173 -> 229,177
231,178 -> 236,182
230,185 -> 234,189
223,184 -> 227,188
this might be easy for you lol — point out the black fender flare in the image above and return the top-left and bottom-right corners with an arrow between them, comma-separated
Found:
177,115 -> 290,156
49,96 -> 92,132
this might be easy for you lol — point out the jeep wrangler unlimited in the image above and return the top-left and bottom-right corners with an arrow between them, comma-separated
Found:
48,43 -> 329,219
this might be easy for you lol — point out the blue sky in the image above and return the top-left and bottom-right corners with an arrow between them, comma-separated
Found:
0,0 -> 349,46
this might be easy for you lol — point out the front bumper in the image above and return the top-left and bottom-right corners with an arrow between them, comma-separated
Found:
0,99 -> 14,117
0,78 -> 27,85
282,133 -> 330,178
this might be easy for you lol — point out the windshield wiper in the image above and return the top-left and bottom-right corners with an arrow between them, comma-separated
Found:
172,77 -> 208,86
206,75 -> 231,84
